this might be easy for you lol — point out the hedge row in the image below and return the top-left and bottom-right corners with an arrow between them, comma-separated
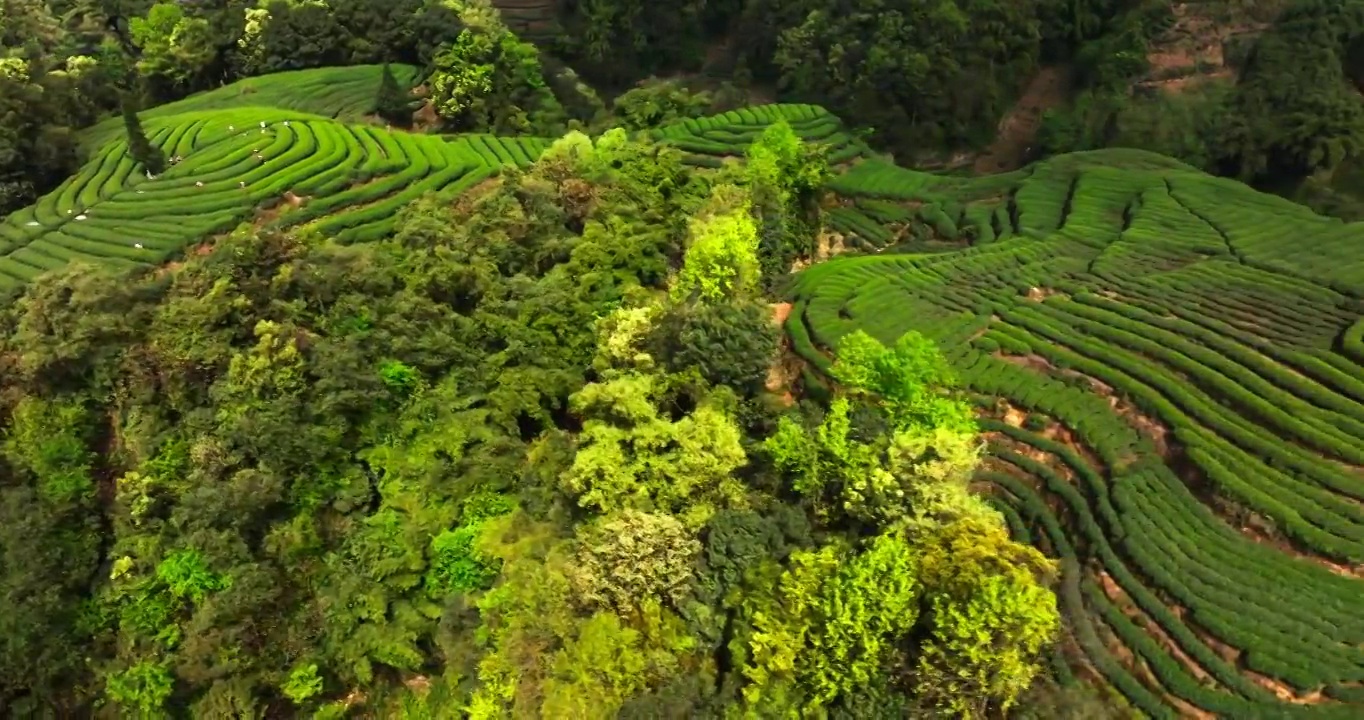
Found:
1029,298 -> 1364,465
2,108 -> 567,288
999,306 -> 1364,501
983,473 -> 1187,719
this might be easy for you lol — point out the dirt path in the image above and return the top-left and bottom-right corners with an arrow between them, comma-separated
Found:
973,67 -> 1070,175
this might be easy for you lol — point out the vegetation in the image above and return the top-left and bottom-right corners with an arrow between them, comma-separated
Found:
0,112 -> 1063,715
789,146 -> 1364,717
6,0 -> 1364,717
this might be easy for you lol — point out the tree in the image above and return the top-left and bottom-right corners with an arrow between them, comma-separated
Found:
1218,0 -> 1364,181
651,297 -> 779,396
569,509 -> 702,611
740,0 -> 1045,155
830,330 -> 975,434
610,77 -> 714,130
743,120 -> 829,282
428,24 -> 566,134
557,0 -> 714,84
468,513 -> 701,718
912,515 -> 1061,717
559,371 -> 748,526
375,61 -> 412,126
128,2 -> 214,96
766,330 -> 986,527
671,185 -> 762,303
734,532 -> 921,712
237,0 -> 349,75
121,92 -> 166,175
0,69 -> 81,216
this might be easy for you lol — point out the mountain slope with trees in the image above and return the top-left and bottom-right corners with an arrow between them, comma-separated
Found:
5,0 -> 1364,718
0,118 -> 1063,717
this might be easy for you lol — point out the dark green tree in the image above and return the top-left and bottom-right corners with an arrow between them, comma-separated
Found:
651,298 -> 779,397
375,61 -> 412,126
121,93 -> 166,175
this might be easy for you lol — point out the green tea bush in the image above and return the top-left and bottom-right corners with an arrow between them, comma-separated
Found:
788,147 -> 1364,717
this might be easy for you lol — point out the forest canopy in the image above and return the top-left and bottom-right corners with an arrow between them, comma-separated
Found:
9,0 -> 1362,716
0,115 -> 1061,715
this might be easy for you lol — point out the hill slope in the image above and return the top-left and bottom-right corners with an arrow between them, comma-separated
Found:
0,96 -> 867,292
81,64 -> 423,151
792,147 -> 1364,716
6,62 -> 1364,713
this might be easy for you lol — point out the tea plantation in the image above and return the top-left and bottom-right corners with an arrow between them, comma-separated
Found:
0,73 -> 865,289
793,149 -> 1364,717
80,64 -> 423,150
3,64 -> 1363,715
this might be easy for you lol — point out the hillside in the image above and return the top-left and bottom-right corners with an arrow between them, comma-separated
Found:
0,69 -> 868,291
5,62 -> 1364,717
795,148 -> 1364,716
81,65 -> 424,151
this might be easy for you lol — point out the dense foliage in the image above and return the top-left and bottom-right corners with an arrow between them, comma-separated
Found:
9,0 -> 1364,212
0,120 -> 1059,715
11,0 -> 1364,716
793,145 -> 1364,718
1036,0 -> 1364,200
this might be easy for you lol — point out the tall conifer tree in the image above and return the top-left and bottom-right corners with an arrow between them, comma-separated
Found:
121,93 -> 166,175
375,62 -> 411,127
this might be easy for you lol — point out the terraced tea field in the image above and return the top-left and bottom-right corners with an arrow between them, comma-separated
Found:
7,60 -> 1358,713
0,107 -> 553,285
0,64 -> 861,291
791,149 -> 1364,717
651,104 -> 872,167
81,64 -> 422,150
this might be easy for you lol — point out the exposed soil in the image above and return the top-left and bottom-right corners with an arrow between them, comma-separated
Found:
248,192 -> 306,229
1147,69 -> 1235,95
766,302 -> 798,406
1137,2 -> 1270,95
1042,421 -> 1108,475
1096,572 -> 1219,719
997,352 -> 1062,376
155,240 -> 216,277
967,314 -> 999,342
790,230 -> 849,272
453,176 -> 506,216
412,97 -> 441,133
1003,405 -> 1028,428
1110,396 -> 1171,459
984,419 -> 1081,485
492,0 -> 561,40
1024,286 -> 1067,302
973,67 -> 1070,174
1247,669 -> 1326,704
403,674 -> 432,694
1192,625 -> 1241,664
1236,522 -> 1364,580
1090,610 -> 1206,718
992,354 -> 1151,461
770,301 -> 792,326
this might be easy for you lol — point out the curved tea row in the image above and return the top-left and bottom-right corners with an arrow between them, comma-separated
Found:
0,108 -> 550,289
789,150 -> 1364,716
1,101 -> 859,292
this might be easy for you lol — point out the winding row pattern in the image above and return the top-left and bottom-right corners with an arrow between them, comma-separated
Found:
0,101 -> 872,294
82,64 -> 423,151
0,107 -> 550,290
652,103 -> 873,167
789,149 -> 1364,716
